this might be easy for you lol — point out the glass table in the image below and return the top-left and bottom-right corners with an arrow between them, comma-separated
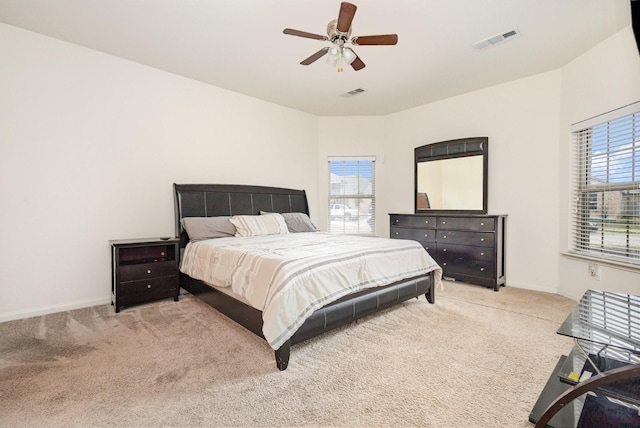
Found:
529,290 -> 640,427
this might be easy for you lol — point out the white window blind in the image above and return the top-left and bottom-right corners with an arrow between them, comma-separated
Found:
570,103 -> 640,266
577,291 -> 640,364
328,157 -> 375,235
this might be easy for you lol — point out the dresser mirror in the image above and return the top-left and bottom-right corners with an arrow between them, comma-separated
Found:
414,137 -> 488,214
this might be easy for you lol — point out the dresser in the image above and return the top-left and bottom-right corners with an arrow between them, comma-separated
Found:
110,237 -> 180,312
390,213 -> 506,290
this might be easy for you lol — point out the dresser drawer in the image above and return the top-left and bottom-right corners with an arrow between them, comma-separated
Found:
390,215 -> 436,229
436,230 -> 494,247
118,276 -> 178,297
439,259 -> 494,279
437,216 -> 495,232
437,243 -> 494,262
390,226 -> 436,243
119,261 -> 177,282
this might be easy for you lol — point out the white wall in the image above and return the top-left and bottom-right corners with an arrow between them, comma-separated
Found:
0,24 -> 318,321
317,117 -> 386,232
317,72 -> 562,293
558,26 -> 640,300
382,71 -> 563,293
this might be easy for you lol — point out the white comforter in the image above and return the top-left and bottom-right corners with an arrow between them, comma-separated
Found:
180,232 -> 442,349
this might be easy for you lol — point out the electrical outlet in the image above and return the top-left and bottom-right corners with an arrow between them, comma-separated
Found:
589,263 -> 601,281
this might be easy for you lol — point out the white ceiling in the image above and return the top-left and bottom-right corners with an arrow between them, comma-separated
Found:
0,0 -> 632,116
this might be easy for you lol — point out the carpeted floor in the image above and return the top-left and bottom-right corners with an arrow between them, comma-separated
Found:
0,282 -> 576,427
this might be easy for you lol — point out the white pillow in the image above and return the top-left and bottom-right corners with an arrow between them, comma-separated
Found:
230,213 -> 289,237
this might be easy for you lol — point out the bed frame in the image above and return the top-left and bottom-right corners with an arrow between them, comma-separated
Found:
174,183 -> 435,370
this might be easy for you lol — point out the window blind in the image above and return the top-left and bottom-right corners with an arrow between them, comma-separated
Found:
570,103 -> 640,266
328,157 -> 375,235
578,291 -> 640,364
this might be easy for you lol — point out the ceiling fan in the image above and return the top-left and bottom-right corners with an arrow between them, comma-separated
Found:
283,2 -> 398,72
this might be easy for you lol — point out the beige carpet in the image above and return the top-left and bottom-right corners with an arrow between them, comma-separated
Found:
0,282 -> 576,427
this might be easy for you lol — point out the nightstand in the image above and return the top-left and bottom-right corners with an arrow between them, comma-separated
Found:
110,237 -> 180,313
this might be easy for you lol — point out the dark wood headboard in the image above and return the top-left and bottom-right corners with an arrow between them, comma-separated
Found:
173,184 -> 309,249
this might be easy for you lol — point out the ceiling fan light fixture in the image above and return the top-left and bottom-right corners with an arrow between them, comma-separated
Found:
326,46 -> 353,72
326,46 -> 340,66
342,47 -> 357,64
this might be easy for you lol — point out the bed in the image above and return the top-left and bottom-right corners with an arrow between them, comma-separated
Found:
174,183 -> 442,370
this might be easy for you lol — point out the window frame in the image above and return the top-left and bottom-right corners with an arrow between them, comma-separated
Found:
327,156 -> 376,236
569,102 -> 640,268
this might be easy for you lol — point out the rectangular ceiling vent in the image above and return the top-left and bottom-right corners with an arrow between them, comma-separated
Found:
340,88 -> 366,98
472,28 -> 521,50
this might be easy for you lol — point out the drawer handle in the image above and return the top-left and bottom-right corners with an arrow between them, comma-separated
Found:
442,221 -> 446,225
481,222 -> 484,226
395,232 -> 398,235
480,238 -> 484,241
395,219 -> 399,223
424,234 -> 428,238
443,262 -> 447,266
480,252 -> 484,256
147,269 -> 152,274
443,249 -> 447,252
480,268 -> 485,272
147,284 -> 152,289
160,252 -> 165,256
425,220 -> 429,224
443,235 -> 447,239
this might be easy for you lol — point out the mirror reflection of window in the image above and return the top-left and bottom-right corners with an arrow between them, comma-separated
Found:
417,156 -> 483,210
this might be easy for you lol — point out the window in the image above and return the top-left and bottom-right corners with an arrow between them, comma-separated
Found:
328,157 -> 375,235
570,102 -> 640,266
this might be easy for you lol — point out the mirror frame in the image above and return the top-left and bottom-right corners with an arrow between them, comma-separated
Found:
414,137 -> 488,214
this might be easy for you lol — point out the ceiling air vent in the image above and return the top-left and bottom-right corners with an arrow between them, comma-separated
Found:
472,28 -> 521,50
340,88 -> 366,98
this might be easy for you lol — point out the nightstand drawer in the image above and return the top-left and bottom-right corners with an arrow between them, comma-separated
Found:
118,276 -> 178,297
119,261 -> 176,282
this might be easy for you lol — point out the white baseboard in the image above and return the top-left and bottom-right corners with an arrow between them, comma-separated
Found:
504,280 -> 560,295
0,296 -> 111,323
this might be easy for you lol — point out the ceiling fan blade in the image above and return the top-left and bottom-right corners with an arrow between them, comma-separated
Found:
300,47 -> 330,65
350,55 -> 366,71
283,28 -> 328,41
352,34 -> 398,45
337,2 -> 357,33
